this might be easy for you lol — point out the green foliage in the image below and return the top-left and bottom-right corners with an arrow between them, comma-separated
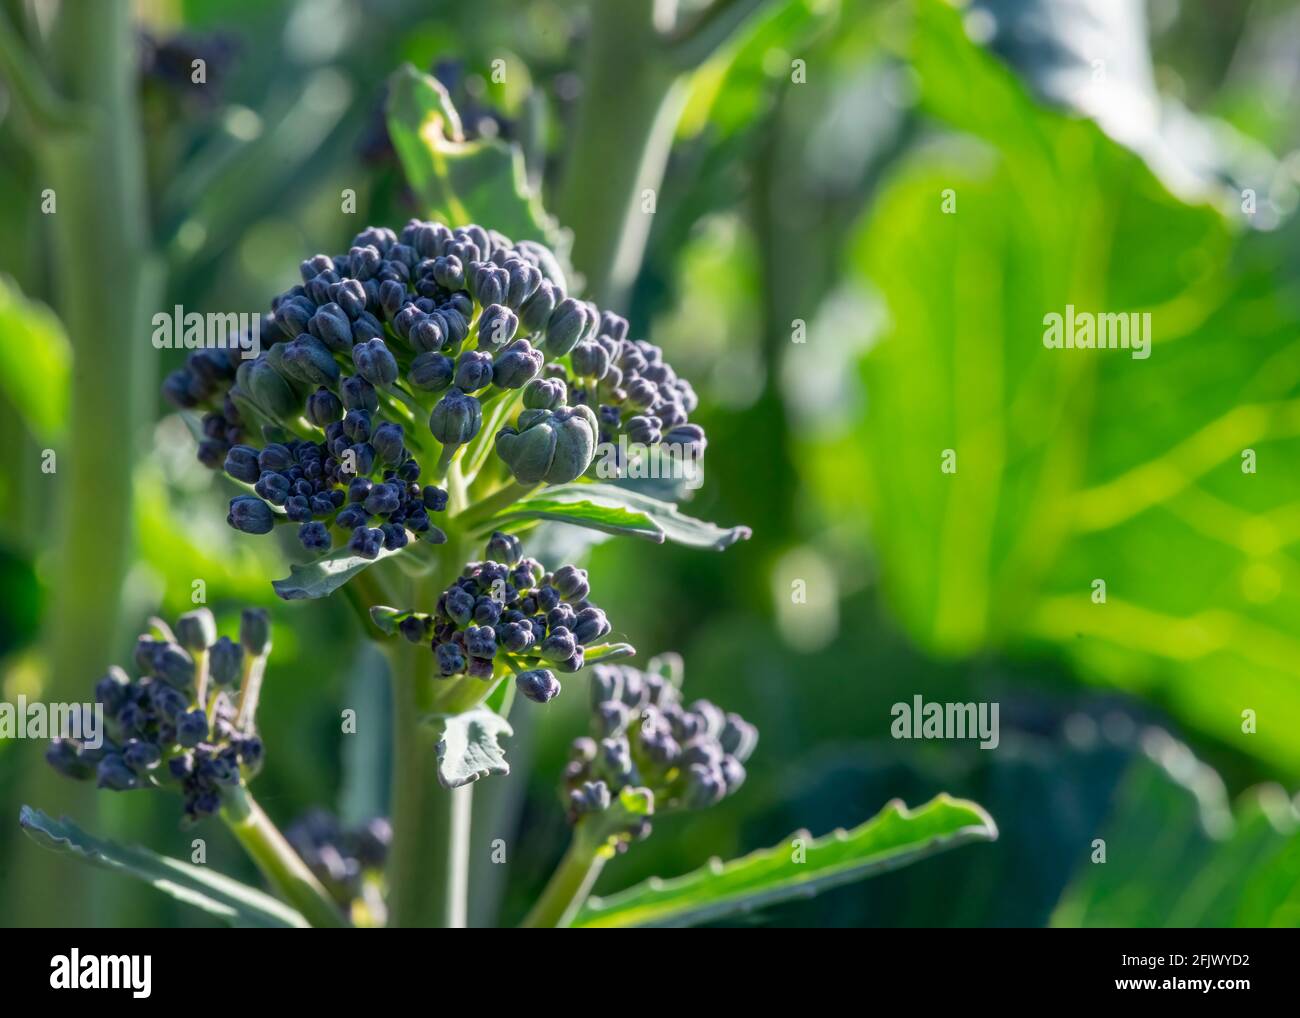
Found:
678,0 -> 832,142
841,0 -> 1300,774
573,794 -> 998,927
474,495 -> 665,542
0,275 -> 70,442
429,707 -> 514,789
5,0 -> 1288,933
1053,740 -> 1300,928
19,806 -> 308,928
576,642 -> 638,665
483,483 -> 753,550
272,543 -> 408,601
385,63 -> 568,259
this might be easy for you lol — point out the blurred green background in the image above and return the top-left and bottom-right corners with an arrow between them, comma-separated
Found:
2,0 -> 1299,927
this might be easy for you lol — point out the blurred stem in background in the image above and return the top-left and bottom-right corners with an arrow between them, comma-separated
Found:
557,0 -> 769,308
556,0 -> 684,308
1,0 -> 155,927
0,0 -> 53,539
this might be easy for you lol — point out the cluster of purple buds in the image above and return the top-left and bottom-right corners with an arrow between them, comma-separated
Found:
162,344 -> 252,469
389,531 -> 616,702
221,414 -> 450,558
162,220 -> 708,552
562,657 -> 757,840
285,809 -> 391,911
139,29 -> 239,107
545,308 -> 706,459
46,608 -> 271,824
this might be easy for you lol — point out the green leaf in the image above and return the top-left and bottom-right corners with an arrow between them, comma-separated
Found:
476,497 -> 666,543
665,0 -> 772,69
968,0 -> 1159,148
500,483 -> 752,551
386,64 -> 569,261
829,0 -> 1300,775
573,793 -> 997,928
679,0 -> 832,140
0,275 -> 71,442
18,806 -> 308,928
272,543 -> 407,601
428,707 -> 514,789
578,642 -> 638,666
971,0 -> 1244,201
1051,734 -> 1300,928
368,605 -> 412,635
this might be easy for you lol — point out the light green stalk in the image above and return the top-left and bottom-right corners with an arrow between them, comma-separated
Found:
5,0 -> 157,927
520,819 -> 610,928
555,0 -> 685,308
221,786 -> 350,928
556,0 -> 769,308
384,523 -> 477,928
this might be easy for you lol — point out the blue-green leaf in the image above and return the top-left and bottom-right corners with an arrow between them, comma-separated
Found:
500,483 -> 752,551
272,543 -> 407,600
427,707 -> 514,789
573,794 -> 997,927
19,806 -> 308,928
1051,732 -> 1300,928
474,496 -> 665,543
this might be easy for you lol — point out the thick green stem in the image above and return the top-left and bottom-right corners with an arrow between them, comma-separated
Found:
555,0 -> 686,308
386,634 -> 439,925
342,558 -> 403,640
9,0 -> 156,928
221,787 -> 349,929
385,520 -> 477,927
384,627 -> 478,927
520,824 -> 608,928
